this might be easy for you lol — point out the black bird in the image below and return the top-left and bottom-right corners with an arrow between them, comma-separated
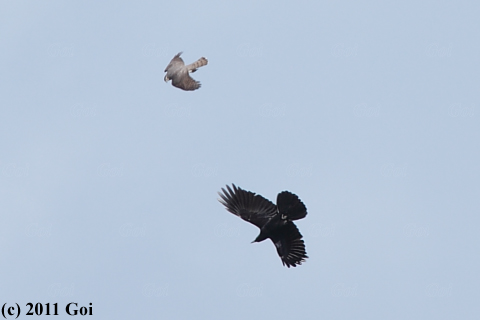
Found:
218,184 -> 308,267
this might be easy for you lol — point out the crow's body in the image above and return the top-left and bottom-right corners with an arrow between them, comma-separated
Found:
218,184 -> 308,267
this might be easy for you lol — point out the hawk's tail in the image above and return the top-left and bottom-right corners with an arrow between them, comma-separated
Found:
187,57 -> 208,72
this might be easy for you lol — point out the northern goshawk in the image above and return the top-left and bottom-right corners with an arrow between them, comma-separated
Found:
164,52 -> 208,91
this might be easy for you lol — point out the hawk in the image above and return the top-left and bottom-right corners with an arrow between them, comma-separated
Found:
218,184 -> 308,268
164,52 -> 208,91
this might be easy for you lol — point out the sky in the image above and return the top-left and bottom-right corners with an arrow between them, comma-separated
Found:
1,0 -> 479,319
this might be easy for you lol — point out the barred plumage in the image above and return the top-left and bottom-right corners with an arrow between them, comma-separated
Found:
164,52 -> 208,91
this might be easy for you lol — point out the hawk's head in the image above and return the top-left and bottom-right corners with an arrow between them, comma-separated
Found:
164,74 -> 170,82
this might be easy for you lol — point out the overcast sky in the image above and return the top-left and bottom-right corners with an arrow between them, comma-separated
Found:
1,1 -> 479,319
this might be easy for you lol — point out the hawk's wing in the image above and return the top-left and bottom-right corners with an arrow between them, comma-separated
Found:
218,184 -> 277,229
276,191 -> 307,221
270,222 -> 308,268
164,52 -> 185,72
171,74 -> 201,91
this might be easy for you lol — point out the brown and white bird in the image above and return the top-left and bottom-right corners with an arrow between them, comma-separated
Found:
218,184 -> 309,268
164,52 -> 208,91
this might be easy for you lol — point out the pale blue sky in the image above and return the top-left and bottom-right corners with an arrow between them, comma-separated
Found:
1,1 -> 479,319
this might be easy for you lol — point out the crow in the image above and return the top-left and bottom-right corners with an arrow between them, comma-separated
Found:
218,184 -> 308,267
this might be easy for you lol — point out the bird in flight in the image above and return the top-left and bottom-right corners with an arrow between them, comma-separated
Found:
164,52 -> 208,91
218,184 -> 308,267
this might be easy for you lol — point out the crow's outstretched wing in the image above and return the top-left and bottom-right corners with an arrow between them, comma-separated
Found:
276,191 -> 307,221
270,222 -> 308,268
218,184 -> 277,229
